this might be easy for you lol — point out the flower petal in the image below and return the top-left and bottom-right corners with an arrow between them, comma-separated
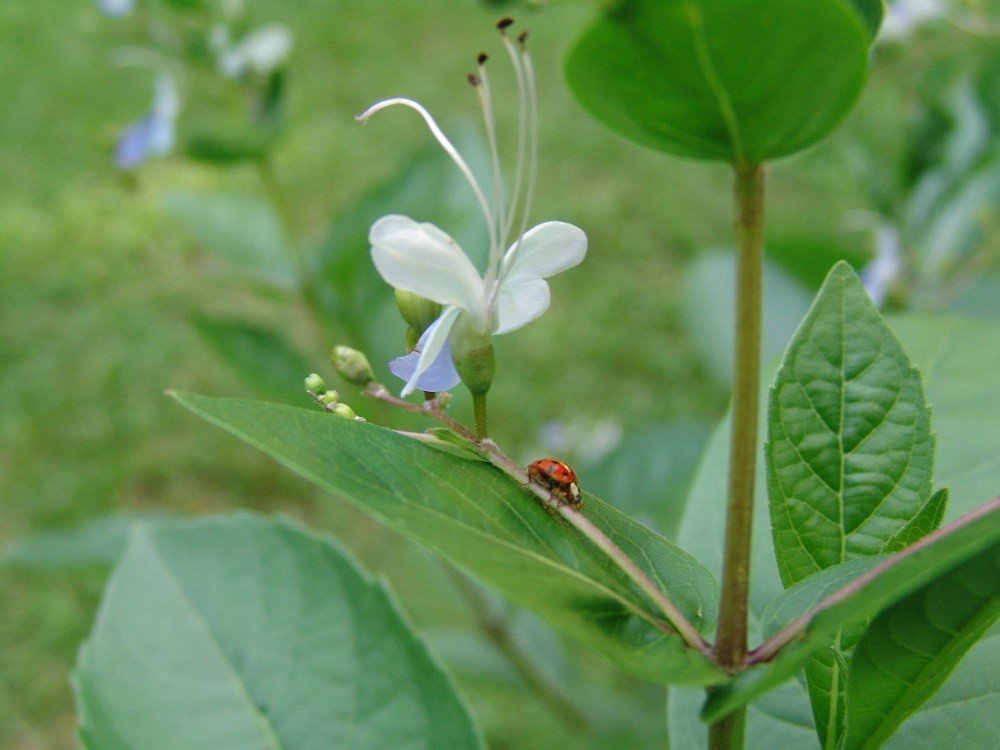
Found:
496,278 -> 550,335
389,329 -> 461,393
370,215 -> 486,322
115,117 -> 156,170
399,306 -> 462,397
502,221 -> 587,286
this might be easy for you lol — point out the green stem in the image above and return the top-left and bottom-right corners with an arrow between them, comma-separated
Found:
472,392 -> 490,439
709,163 -> 765,750
255,155 -> 303,276
448,569 -> 590,732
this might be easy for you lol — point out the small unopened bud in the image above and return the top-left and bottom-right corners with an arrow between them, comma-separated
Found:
332,402 -> 356,420
331,346 -> 375,386
304,373 -> 326,394
318,390 -> 340,406
394,290 -> 442,336
450,316 -> 495,397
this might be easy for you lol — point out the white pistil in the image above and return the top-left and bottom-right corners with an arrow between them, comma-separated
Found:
356,97 -> 497,250
501,41 -> 540,285
500,34 -> 530,249
475,62 -> 506,284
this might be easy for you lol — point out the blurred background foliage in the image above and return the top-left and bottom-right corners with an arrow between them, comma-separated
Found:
0,0 -> 997,747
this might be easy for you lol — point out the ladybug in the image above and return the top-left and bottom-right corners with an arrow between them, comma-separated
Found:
527,458 -> 583,510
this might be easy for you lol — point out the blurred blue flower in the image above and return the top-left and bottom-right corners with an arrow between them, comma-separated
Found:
97,0 -> 134,18
389,328 -> 462,393
115,74 -> 178,170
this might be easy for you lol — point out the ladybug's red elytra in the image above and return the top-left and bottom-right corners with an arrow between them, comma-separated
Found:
527,458 -> 583,510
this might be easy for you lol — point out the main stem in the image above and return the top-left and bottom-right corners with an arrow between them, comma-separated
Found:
709,163 -> 765,750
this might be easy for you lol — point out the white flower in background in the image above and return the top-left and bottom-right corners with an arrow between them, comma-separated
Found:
861,225 -> 905,307
217,24 -> 294,78
359,25 -> 588,396
879,0 -> 949,41
97,0 -> 134,17
115,73 -> 179,170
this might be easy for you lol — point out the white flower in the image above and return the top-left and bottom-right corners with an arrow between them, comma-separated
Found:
861,225 -> 904,307
358,27 -> 587,396
218,24 -> 294,78
879,0 -> 949,41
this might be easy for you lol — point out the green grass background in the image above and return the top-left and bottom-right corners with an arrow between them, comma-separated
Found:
0,0 -> 970,747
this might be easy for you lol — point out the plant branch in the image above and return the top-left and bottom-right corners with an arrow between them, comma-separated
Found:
709,162 -> 765,750
448,569 -> 591,731
361,382 -> 712,654
255,155 -> 304,277
748,495 -> 1000,665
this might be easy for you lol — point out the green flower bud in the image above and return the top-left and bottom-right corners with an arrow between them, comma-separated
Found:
332,402 -> 356,420
304,373 -> 326,394
331,346 -> 375,386
394,290 -> 442,336
318,390 -> 340,406
450,315 -> 495,396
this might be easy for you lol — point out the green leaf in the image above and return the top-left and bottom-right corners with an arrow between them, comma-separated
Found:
702,498 -> 1000,723
883,625 -> 1000,749
842,543 -> 1000,750
675,313 -> 1000,747
162,191 -> 295,287
184,121 -> 280,164
844,0 -> 884,37
193,317 -> 313,405
74,514 -> 483,749
682,250 -> 813,387
764,234 -> 868,290
0,514 -> 167,571
564,0 -> 871,164
583,421 -> 712,539
882,487 -> 948,553
767,262 -> 934,587
170,392 -> 725,685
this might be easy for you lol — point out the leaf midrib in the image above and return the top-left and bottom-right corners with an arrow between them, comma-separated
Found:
140,528 -> 285,750
856,590 -> 1000,750
179,395 -> 689,638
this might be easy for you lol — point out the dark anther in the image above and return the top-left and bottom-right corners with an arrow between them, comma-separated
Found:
517,30 -> 529,45
497,17 -> 514,31
467,72 -> 481,86
477,52 -> 489,65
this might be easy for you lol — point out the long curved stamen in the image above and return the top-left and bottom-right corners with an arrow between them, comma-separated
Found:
502,37 -> 539,281
500,32 -> 529,251
357,98 -> 496,248
475,58 -> 506,281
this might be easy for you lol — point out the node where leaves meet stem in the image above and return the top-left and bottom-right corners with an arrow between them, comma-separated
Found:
709,163 -> 765,750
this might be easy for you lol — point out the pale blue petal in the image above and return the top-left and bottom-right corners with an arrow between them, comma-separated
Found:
114,113 -> 173,170
389,342 -> 461,393
397,306 -> 462,397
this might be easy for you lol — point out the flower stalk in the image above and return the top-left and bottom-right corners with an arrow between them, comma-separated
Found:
709,163 -> 766,750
